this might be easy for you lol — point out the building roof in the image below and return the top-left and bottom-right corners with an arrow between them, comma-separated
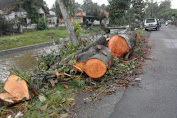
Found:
0,0 -> 49,15
76,12 -> 86,17
0,0 -> 18,14
84,15 -> 95,18
46,14 -> 57,18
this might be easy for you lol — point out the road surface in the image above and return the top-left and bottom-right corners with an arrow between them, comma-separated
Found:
109,25 -> 177,118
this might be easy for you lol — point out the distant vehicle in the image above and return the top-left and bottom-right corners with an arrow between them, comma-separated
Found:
165,21 -> 168,26
144,18 -> 159,31
168,20 -> 172,23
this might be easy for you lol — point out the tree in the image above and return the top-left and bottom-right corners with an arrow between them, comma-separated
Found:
107,0 -> 131,25
130,0 -> 145,28
18,0 -> 49,23
54,0 -> 63,19
82,1 -> 107,25
157,0 -> 171,20
57,0 -> 78,45
0,15 -> 15,36
144,1 -> 158,18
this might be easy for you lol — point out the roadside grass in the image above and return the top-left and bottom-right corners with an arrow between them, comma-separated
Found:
0,28 -> 68,50
0,27 -> 103,51
136,29 -> 146,38
81,26 -> 102,35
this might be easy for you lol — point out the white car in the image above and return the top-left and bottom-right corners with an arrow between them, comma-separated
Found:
144,18 -> 159,31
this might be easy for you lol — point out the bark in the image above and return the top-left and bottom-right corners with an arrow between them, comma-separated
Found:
59,36 -> 107,65
58,0 -> 78,45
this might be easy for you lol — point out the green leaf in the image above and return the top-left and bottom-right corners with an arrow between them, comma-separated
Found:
39,95 -> 47,102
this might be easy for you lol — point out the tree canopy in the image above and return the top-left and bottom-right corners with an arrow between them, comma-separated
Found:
18,0 -> 49,23
107,0 -> 131,25
144,0 -> 177,20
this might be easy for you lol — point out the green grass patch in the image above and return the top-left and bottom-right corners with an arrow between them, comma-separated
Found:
0,27 -> 103,51
135,29 -> 146,38
81,27 -> 103,35
0,28 -> 69,50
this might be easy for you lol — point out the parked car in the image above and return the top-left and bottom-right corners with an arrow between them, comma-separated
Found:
144,18 -> 159,31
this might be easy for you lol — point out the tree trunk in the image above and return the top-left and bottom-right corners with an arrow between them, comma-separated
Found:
58,0 -> 78,45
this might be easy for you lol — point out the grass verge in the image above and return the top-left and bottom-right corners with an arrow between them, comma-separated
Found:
0,27 -> 103,51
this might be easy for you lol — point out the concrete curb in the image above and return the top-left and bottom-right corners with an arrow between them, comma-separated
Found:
0,33 -> 105,57
0,41 -> 54,57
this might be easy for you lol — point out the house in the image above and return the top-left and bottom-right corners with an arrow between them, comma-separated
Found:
75,12 -> 86,23
0,0 -> 29,23
47,9 -> 57,25
0,0 -> 49,25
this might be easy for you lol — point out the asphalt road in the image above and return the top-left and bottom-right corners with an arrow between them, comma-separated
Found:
109,25 -> 177,118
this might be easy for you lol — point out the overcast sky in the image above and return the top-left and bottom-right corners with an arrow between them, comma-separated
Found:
44,0 -> 177,9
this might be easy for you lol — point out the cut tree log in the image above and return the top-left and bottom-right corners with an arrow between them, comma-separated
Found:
0,93 -> 15,106
4,74 -> 30,101
136,32 -> 141,40
108,32 -> 136,57
59,36 -> 108,66
76,45 -> 112,78
85,54 -> 108,78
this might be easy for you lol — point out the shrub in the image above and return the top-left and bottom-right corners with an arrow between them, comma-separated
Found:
37,17 -> 48,30
0,15 -> 15,36
73,21 -> 81,37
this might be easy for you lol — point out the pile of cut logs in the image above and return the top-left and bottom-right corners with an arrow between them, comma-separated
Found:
0,32 -> 140,105
75,32 -> 138,79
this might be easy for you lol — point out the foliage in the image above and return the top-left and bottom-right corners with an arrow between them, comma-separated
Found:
144,0 -> 177,20
37,17 -> 49,30
130,0 -> 145,28
18,0 -> 49,23
73,21 -> 81,37
54,0 -> 76,17
54,0 -> 63,20
0,15 -> 15,36
82,0 -> 107,25
107,0 -> 131,25
21,89 -> 74,118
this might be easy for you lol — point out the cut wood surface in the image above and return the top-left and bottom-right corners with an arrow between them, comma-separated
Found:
108,35 -> 130,57
108,32 -> 137,57
0,93 -> 15,105
85,54 -> 108,78
136,32 -> 141,40
4,74 -> 30,101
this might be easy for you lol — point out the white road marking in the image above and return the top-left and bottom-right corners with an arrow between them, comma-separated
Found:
163,39 -> 177,48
